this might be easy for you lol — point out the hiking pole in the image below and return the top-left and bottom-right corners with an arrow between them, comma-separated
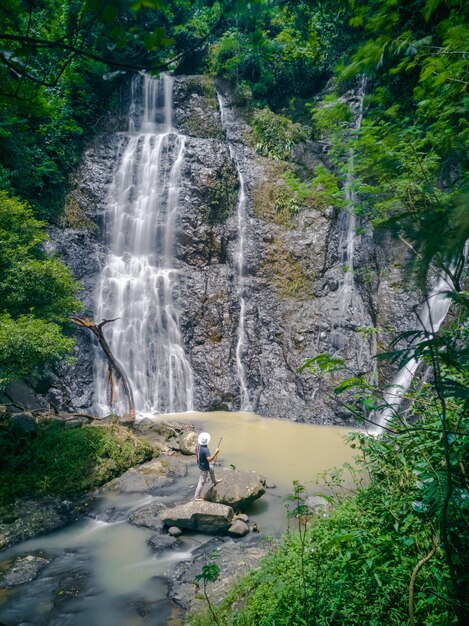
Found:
215,437 -> 222,466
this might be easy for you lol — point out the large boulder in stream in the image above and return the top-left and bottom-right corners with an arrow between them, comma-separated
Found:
160,501 -> 234,534
102,458 -> 187,494
203,468 -> 266,510
128,502 -> 167,531
179,431 -> 198,455
0,554 -> 51,588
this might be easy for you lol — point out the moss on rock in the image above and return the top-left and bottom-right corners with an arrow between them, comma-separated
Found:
261,236 -> 313,300
205,160 -> 238,223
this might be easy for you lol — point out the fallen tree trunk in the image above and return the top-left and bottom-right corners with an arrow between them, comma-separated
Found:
70,316 -> 136,420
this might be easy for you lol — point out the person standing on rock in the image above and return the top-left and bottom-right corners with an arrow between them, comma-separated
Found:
194,432 -> 221,501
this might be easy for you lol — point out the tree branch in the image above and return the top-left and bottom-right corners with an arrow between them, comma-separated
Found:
408,536 -> 438,626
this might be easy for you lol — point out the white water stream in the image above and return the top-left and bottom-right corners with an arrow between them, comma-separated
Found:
217,92 -> 251,410
94,74 -> 193,416
372,273 -> 453,433
338,77 -> 367,314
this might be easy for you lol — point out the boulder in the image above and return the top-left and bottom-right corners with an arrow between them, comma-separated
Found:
150,532 -> 181,552
0,554 -> 51,588
0,496 -> 92,550
2,380 -> 48,412
228,519 -> 249,538
166,437 -> 180,451
160,501 -> 234,534
10,412 -> 37,434
204,468 -> 266,509
306,495 -> 331,515
128,502 -> 167,531
179,431 -> 198,455
169,537 -> 271,611
102,459 -> 174,494
168,526 -> 183,537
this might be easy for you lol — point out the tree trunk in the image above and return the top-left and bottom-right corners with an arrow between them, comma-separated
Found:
71,316 -> 136,420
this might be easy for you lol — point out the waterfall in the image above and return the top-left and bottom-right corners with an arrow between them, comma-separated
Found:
217,92 -> 251,410
372,273 -> 453,433
338,76 -> 367,312
94,73 -> 194,416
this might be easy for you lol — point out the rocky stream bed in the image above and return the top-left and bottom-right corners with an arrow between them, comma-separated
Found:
0,413 -> 279,625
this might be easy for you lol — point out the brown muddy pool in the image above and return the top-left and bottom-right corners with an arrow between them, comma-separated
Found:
0,412 -> 359,626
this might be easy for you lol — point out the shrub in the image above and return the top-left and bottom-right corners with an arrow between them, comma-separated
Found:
251,108 -> 307,161
0,420 -> 154,505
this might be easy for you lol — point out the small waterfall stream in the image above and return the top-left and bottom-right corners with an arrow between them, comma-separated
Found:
95,74 -> 193,416
373,273 -> 453,432
217,92 -> 252,410
338,76 -> 366,314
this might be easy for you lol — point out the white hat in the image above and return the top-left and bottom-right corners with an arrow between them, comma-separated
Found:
198,432 -> 210,445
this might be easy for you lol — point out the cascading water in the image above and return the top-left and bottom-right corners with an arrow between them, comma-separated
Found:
217,92 -> 251,410
338,76 -> 367,312
372,273 -> 453,433
94,74 -> 193,416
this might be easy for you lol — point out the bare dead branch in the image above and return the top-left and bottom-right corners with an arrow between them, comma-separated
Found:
71,316 -> 135,419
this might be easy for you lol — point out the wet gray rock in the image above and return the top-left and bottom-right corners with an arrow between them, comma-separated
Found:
134,421 -> 191,455
173,76 -> 223,140
162,456 -> 189,478
128,501 -> 167,531
10,412 -> 37,434
149,532 -> 181,552
291,140 -> 329,171
179,431 -> 198,455
102,459 -> 175,494
228,519 -> 249,538
160,501 -> 234,534
53,569 -> 91,605
0,554 -> 51,588
169,536 -> 270,611
306,495 -> 332,515
0,496 -> 92,550
168,526 -> 183,537
204,468 -> 266,510
0,380 -> 48,413
44,75 -> 439,426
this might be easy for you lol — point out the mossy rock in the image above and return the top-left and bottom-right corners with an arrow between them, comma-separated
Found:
261,237 -> 313,300
206,160 -> 238,223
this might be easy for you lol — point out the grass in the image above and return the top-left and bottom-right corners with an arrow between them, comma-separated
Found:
0,418 -> 154,506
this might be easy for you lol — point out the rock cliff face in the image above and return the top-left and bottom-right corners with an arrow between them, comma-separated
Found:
47,75 -> 430,424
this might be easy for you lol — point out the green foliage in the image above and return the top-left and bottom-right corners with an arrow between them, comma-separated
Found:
0,420 -> 154,505
311,0 -> 469,287
191,406 -> 466,625
0,315 -> 75,387
310,165 -> 342,210
195,551 -> 222,626
251,108 -> 307,160
206,161 -> 238,223
207,0 -> 356,109
253,163 -> 340,228
0,1 -> 226,217
0,192 -> 81,386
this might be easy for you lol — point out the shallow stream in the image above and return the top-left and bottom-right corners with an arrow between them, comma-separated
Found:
0,412 -> 358,626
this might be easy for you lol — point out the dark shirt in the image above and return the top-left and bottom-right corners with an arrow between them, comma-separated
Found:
197,445 -> 210,471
